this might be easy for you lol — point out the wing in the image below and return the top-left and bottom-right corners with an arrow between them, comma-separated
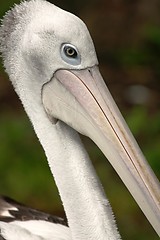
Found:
0,196 -> 71,240
0,196 -> 68,225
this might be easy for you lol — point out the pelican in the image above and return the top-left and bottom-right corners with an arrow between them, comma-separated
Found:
0,0 -> 159,239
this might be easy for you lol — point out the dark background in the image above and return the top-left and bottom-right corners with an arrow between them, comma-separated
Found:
0,0 -> 160,239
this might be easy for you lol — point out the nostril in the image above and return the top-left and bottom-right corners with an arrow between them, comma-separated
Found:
88,68 -> 93,77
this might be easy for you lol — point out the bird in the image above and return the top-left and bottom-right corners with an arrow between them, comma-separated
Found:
0,195 -> 70,240
0,0 -> 160,239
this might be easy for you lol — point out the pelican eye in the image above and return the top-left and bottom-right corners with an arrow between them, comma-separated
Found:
61,43 -> 81,65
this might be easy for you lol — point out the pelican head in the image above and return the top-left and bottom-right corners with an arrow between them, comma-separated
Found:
0,0 -> 159,237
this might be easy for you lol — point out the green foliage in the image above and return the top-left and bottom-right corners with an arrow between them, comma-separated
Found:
110,24 -> 160,71
0,112 -> 62,211
0,0 -> 20,20
126,106 -> 160,177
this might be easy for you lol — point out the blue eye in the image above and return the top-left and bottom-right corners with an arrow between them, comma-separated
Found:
64,45 -> 77,58
61,43 -> 81,65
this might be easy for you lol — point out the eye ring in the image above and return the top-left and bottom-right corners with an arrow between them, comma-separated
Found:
61,43 -> 81,65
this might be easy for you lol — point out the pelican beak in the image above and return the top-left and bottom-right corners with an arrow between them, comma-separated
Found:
42,65 -> 160,236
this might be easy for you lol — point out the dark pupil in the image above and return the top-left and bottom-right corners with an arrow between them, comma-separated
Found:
65,47 -> 77,58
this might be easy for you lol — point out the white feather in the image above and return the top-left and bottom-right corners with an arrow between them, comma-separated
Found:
0,0 -> 121,239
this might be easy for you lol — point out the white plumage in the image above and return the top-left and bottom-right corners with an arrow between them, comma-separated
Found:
0,0 -> 159,239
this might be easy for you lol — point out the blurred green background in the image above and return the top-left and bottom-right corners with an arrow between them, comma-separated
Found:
0,0 -> 160,239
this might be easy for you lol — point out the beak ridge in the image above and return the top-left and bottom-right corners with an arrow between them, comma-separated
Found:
42,65 -> 160,236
